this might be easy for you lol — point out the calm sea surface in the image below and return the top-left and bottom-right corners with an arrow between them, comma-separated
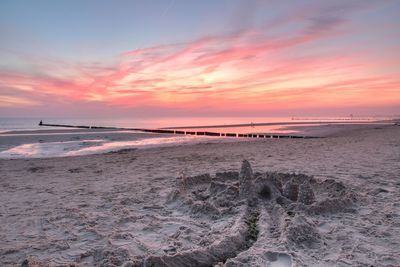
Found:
0,116 -> 380,132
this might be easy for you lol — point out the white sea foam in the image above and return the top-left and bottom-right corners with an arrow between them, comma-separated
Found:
0,140 -> 105,158
65,135 -> 217,156
0,135 -> 228,159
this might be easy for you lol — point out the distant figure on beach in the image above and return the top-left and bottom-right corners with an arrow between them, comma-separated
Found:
39,120 -> 42,126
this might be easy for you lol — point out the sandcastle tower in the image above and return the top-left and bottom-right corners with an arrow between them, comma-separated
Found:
298,181 -> 315,205
239,160 -> 253,199
282,179 -> 299,201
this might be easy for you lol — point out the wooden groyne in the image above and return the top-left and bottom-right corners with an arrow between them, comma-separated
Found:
38,121 -> 319,139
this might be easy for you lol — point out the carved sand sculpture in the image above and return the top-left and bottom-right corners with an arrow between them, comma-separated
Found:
127,160 -> 357,267
17,160 -> 357,267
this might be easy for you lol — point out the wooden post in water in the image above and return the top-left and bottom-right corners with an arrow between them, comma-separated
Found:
37,121 -> 320,139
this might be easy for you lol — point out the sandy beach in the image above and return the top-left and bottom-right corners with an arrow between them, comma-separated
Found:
1,124 -> 400,266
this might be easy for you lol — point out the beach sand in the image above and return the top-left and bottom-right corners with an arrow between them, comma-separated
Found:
1,124 -> 399,266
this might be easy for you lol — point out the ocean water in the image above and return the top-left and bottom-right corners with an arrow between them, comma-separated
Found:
0,117 -> 297,131
0,116 -> 381,132
0,116 -> 383,158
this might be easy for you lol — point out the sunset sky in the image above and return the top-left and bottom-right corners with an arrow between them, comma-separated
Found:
0,0 -> 399,118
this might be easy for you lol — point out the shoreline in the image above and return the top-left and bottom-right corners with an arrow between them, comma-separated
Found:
0,122 -> 396,160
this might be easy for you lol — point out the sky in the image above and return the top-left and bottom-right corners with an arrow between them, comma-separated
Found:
0,0 -> 399,118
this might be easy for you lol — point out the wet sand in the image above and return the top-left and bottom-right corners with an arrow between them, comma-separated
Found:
1,124 -> 399,266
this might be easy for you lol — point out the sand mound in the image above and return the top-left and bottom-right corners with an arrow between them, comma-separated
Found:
120,160 -> 357,266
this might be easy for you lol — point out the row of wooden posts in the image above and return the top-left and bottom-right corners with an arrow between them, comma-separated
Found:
39,122 -> 317,139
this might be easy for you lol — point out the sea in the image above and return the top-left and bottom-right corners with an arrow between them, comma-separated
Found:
0,116 -> 388,159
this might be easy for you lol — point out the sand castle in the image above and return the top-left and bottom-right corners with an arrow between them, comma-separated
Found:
107,160 -> 357,267
17,160 -> 358,267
